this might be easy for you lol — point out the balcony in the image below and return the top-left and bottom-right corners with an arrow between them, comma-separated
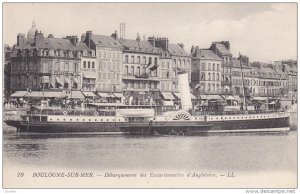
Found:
122,74 -> 160,81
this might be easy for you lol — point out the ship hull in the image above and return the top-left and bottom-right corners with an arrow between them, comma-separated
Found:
5,115 -> 290,135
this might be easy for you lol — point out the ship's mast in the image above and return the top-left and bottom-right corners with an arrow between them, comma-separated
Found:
239,53 -> 247,110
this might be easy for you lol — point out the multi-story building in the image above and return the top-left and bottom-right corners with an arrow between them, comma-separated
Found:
231,57 -> 252,98
83,31 -> 124,98
250,63 -> 282,98
191,47 -> 222,96
118,34 -> 161,102
10,24 -> 81,97
169,43 -> 192,96
210,41 -> 233,94
4,44 -> 12,99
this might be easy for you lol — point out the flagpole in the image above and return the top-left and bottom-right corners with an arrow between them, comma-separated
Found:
239,53 -> 247,111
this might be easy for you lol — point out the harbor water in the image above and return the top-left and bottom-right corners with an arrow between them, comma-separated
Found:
2,124 -> 297,188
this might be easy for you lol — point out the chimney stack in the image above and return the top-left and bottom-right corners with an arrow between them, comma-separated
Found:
86,31 -> 92,49
69,36 -> 78,46
148,36 -> 155,47
17,33 -> 26,46
34,31 -> 44,46
111,30 -> 118,40
154,37 -> 168,50
136,33 -> 141,42
48,34 -> 54,38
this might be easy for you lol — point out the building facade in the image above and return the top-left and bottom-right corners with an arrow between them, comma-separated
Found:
191,47 -> 222,95
10,26 -> 81,94
210,41 -> 233,94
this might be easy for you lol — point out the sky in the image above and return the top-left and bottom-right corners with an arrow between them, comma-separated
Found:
3,3 -> 297,62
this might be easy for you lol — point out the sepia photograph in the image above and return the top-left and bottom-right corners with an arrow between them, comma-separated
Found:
2,2 -> 298,191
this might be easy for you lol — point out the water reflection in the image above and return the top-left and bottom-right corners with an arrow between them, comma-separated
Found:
3,128 -> 297,173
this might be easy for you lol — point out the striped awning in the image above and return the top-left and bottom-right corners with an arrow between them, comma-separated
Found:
200,95 -> 223,100
98,92 -> 110,98
10,91 -> 28,97
113,93 -> 124,98
172,92 -> 181,99
67,91 -> 85,99
82,91 -> 96,97
190,93 -> 197,100
83,71 -> 97,79
26,91 -> 66,98
161,92 -> 175,100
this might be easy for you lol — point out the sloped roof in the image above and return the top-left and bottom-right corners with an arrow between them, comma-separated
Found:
193,49 -> 221,60
168,43 -> 190,57
37,38 -> 78,50
215,43 -> 231,55
91,35 -> 123,47
232,57 -> 251,69
118,39 -> 160,54
76,42 -> 91,51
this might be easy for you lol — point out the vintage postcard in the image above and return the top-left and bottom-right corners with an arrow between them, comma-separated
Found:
2,2 -> 297,191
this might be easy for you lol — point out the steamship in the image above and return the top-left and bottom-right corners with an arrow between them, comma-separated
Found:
4,71 -> 290,135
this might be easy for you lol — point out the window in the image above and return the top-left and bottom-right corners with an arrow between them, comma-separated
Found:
131,66 -> 134,75
208,63 -> 211,70
83,61 -> 86,68
137,67 -> 141,76
125,66 -> 128,75
88,61 -> 90,68
201,63 -> 205,70
212,73 -> 215,81
149,57 -> 152,64
92,62 -> 95,68
208,73 -> 211,80
217,73 -> 219,81
143,57 -> 146,64
213,63 -> 215,71
217,64 -> 219,71
131,56 -> 135,63
154,57 -> 158,65
125,55 -> 129,63
137,56 -> 140,64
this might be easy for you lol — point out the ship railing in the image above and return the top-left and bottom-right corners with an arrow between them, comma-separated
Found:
190,109 -> 285,116
26,107 -> 117,117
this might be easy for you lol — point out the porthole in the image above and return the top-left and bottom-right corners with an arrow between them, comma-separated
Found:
107,119 -> 109,121
57,119 -> 59,121
83,119 -> 85,121
63,119 -> 65,121
70,119 -> 72,121
50,119 -> 52,121
77,119 -> 79,121
89,119 -> 91,121
95,119 -> 97,121
101,119 -> 103,121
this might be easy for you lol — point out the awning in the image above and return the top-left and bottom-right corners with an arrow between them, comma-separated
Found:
190,93 -> 197,100
82,91 -> 96,97
253,97 -> 268,101
222,95 -> 236,101
83,72 -> 97,79
67,91 -> 85,99
10,91 -> 28,97
173,92 -> 181,99
200,95 -> 223,100
72,77 -> 79,84
55,77 -> 64,86
64,77 -> 71,84
42,76 -> 49,83
161,92 -> 175,100
107,93 -> 115,98
233,95 -> 243,103
113,93 -> 124,98
98,92 -> 110,98
26,91 -> 66,98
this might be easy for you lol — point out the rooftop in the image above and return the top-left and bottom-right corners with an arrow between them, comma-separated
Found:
168,43 -> 190,57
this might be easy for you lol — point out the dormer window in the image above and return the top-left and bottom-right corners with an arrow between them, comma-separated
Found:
83,50 -> 87,56
92,50 -> 95,57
